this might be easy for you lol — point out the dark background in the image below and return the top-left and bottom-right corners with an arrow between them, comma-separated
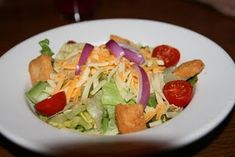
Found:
0,0 -> 234,156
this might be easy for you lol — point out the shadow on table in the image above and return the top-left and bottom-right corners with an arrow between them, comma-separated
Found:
0,107 -> 234,157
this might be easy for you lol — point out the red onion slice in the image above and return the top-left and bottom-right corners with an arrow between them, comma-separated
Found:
106,39 -> 145,64
123,48 -> 144,65
105,40 -> 125,57
75,43 -> 94,75
133,64 -> 150,107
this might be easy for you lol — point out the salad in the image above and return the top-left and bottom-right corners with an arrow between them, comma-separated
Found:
26,35 -> 204,135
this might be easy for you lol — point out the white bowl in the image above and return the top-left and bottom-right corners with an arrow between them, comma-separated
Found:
0,19 -> 234,156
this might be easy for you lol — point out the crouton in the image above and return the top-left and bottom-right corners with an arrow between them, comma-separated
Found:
115,104 -> 146,134
173,59 -> 205,80
29,54 -> 53,84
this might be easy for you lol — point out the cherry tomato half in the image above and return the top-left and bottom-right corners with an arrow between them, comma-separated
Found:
152,45 -> 180,67
163,80 -> 193,107
35,91 -> 66,116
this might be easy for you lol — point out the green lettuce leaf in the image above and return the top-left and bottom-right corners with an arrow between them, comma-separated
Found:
101,81 -> 125,105
101,105 -> 119,135
39,39 -> 54,56
86,91 -> 104,129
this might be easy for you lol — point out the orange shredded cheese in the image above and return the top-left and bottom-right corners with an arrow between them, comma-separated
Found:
65,79 -> 77,103
71,87 -> 81,103
155,103 -> 166,120
144,110 -> 156,123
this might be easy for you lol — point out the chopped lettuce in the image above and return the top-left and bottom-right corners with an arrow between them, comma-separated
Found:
101,105 -> 119,135
114,74 -> 134,102
86,91 -> 103,129
147,94 -> 157,108
99,81 -> 121,135
48,114 -> 68,128
64,104 -> 87,119
63,115 -> 92,130
41,84 -> 121,135
79,111 -> 95,129
101,117 -> 109,132
187,75 -> 198,86
55,42 -> 85,60
46,103 -> 94,130
39,39 -> 54,56
101,81 -> 125,105
104,105 -> 116,118
104,118 -> 119,135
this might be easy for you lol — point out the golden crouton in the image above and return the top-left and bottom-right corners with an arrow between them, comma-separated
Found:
173,59 -> 205,80
29,54 -> 53,84
115,104 -> 146,134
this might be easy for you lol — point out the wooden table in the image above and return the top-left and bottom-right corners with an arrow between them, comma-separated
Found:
0,0 -> 234,156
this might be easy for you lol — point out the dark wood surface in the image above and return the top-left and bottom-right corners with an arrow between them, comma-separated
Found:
0,0 -> 234,156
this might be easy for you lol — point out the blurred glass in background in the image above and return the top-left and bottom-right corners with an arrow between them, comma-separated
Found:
198,0 -> 235,17
53,0 -> 97,21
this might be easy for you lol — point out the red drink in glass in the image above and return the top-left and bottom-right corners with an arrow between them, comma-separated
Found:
54,0 -> 97,21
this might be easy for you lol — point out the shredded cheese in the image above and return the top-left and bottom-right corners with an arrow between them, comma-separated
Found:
50,39 -> 169,108
155,103 -> 166,120
65,79 -> 77,103
53,73 -> 65,94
